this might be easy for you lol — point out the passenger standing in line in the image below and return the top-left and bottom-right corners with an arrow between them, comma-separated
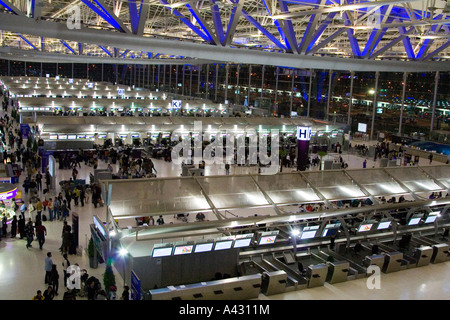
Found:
47,198 -> 54,221
49,264 -> 59,296
156,215 -> 165,225
44,252 -> 53,284
62,253 -> 70,287
225,163 -> 230,175
18,215 -> 25,239
10,215 -> 17,238
363,159 -> 367,168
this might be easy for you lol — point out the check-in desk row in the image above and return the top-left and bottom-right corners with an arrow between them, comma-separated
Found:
148,236 -> 449,300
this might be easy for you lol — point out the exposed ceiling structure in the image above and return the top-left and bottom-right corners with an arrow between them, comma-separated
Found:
0,0 -> 450,71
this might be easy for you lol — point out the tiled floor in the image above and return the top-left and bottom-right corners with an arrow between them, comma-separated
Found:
0,129 -> 449,300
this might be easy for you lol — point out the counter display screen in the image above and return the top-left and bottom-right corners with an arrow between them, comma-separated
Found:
300,230 -> 317,240
233,238 -> 252,248
408,217 -> 421,226
214,240 -> 233,251
425,215 -> 438,224
173,245 -> 194,255
377,221 -> 391,230
322,228 -> 338,237
194,243 -> 213,253
152,247 -> 173,257
358,224 -> 373,232
258,235 -> 277,245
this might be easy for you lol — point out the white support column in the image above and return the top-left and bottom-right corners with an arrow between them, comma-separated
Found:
398,72 -> 407,136
348,71 -> 354,125
430,71 -> 440,135
326,69 -> 333,121
370,71 -> 380,141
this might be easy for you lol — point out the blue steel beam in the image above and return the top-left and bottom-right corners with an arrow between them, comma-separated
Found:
0,0 -> 25,16
416,23 -> 443,59
370,26 -> 414,59
361,5 -> 392,58
99,45 -> 112,57
422,41 -> 450,61
16,33 -> 37,50
80,0 -> 129,33
260,0 -> 295,53
298,0 -> 327,54
210,0 -> 225,45
278,0 -> 299,52
159,0 -> 214,44
342,11 -> 361,57
60,40 -> 77,54
223,0 -> 243,46
128,0 -> 149,36
185,3 -> 218,44
398,26 -> 415,59
305,11 -> 337,53
241,9 -> 288,51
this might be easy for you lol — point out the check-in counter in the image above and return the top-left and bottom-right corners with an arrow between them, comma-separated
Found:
414,246 -> 433,267
363,254 -> 385,272
261,270 -> 288,296
149,274 -> 262,300
326,261 -> 350,284
431,243 -> 450,264
306,263 -> 328,288
382,251 -> 406,273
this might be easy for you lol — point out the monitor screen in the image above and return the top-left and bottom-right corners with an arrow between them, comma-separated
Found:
322,227 -> 338,237
377,221 -> 391,230
152,247 -> 173,258
233,237 -> 252,248
259,235 -> 277,245
358,224 -> 373,232
173,245 -> 194,255
358,123 -> 367,133
194,243 -> 213,253
68,135 -> 77,140
214,240 -> 233,251
424,215 -> 438,224
49,135 -> 58,140
58,135 -> 67,140
300,230 -> 317,240
408,217 -> 421,226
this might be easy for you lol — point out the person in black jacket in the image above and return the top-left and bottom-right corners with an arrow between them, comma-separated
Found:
49,264 -> 59,296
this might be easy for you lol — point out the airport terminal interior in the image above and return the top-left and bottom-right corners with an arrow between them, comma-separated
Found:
0,0 -> 449,301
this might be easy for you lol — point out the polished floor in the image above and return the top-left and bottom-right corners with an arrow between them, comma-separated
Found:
0,135 -> 449,300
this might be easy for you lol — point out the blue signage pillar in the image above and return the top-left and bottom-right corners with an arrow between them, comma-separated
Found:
296,126 -> 312,171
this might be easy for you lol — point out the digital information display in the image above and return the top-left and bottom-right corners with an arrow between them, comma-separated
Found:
152,247 -> 173,258
194,243 -> 213,253
259,235 -> 277,245
408,217 -> 421,226
300,230 -> 317,240
425,215 -> 438,224
358,123 -> 367,133
214,240 -> 233,251
377,221 -> 391,230
173,245 -> 194,255
233,238 -> 252,248
358,224 -> 373,232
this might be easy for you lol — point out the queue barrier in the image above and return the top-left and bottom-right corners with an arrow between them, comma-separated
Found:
149,274 -> 262,300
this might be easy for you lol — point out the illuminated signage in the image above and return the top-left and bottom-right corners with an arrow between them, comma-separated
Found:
296,126 -> 312,141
